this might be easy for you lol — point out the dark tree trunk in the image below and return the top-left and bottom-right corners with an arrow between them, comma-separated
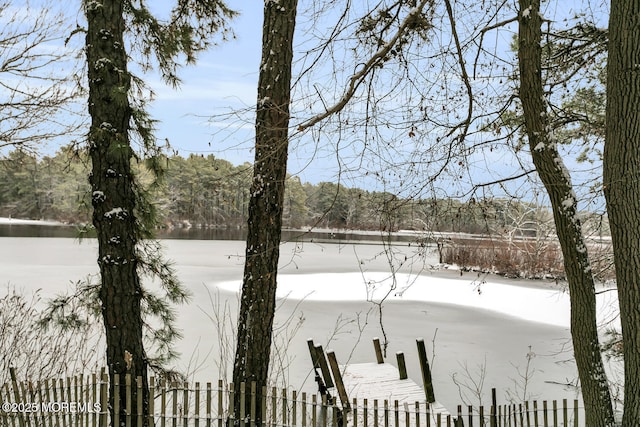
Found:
231,0 -> 297,424
604,1 -> 640,425
85,1 -> 148,424
517,1 -> 615,425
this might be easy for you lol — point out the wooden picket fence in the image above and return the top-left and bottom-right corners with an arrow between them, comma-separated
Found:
0,372 -> 584,427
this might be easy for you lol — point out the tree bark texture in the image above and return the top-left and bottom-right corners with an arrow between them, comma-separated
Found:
85,1 -> 148,424
231,0 -> 297,424
604,1 -> 640,425
517,1 -> 615,425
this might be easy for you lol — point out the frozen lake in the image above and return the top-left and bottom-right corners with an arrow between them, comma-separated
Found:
0,236 -> 621,413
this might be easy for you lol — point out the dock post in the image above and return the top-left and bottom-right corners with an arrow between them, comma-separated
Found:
396,352 -> 408,380
416,338 -> 436,403
307,339 -> 334,388
326,351 -> 351,412
307,339 -> 319,367
373,337 -> 384,363
315,345 -> 335,388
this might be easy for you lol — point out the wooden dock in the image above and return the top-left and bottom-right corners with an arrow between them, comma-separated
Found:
308,338 -> 452,425
340,361 -> 451,414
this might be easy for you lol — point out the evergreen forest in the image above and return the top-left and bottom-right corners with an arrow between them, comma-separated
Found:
0,146 -> 607,238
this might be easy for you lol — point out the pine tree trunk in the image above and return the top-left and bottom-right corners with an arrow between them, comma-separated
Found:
517,1 -> 615,425
85,1 -> 148,425
604,1 -> 640,425
231,0 -> 297,424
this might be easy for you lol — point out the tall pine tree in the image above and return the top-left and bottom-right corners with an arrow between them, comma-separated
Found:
604,0 -> 640,424
83,0 -> 234,423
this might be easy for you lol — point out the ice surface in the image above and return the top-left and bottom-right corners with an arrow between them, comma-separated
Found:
0,236 -> 620,412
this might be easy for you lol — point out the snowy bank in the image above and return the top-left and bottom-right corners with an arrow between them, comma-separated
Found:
218,271 -> 620,329
0,217 -> 64,226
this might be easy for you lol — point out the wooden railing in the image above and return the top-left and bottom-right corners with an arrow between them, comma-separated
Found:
0,372 -> 583,427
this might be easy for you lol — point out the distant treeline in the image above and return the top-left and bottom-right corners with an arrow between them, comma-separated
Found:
0,147 -> 608,237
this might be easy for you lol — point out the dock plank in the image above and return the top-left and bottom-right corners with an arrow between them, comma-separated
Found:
339,362 -> 450,417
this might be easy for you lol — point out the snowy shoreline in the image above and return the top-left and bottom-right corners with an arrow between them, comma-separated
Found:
0,217 -> 65,226
218,271 -> 620,329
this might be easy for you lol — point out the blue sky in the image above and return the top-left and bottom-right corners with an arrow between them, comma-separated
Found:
140,1 -> 608,200
146,5 -> 263,169
144,3 -> 363,186
145,2 -> 480,189
7,0 -> 608,203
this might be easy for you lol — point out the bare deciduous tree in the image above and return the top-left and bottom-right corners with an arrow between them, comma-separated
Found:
231,1 -> 298,423
0,1 -> 82,152
517,1 -> 615,425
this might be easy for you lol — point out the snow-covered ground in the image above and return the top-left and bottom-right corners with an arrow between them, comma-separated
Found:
0,236 -> 622,413
0,217 -> 64,225
219,271 -> 619,329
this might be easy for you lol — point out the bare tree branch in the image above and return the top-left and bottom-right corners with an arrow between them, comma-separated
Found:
443,0 -> 473,142
296,0 -> 432,132
470,169 -> 535,191
0,1 -> 84,152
